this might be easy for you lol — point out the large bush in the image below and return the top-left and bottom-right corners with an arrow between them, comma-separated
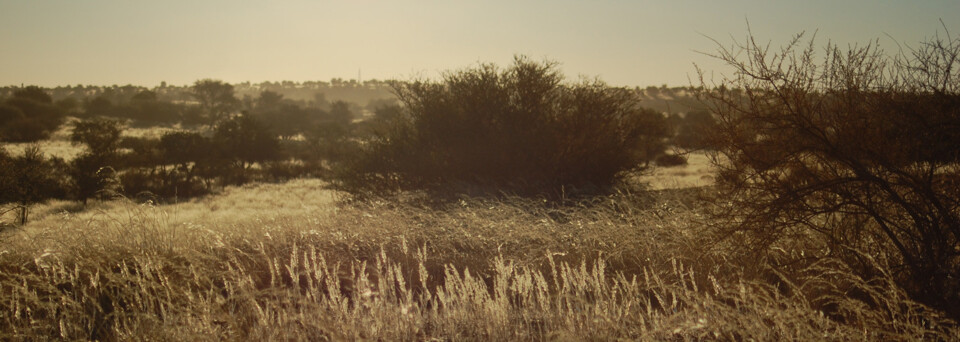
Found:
702,30 -> 960,319
213,114 -> 283,185
341,57 -> 669,196
1,86 -> 65,142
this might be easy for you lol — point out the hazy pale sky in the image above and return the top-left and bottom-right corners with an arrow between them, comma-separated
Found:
1,1 -> 957,88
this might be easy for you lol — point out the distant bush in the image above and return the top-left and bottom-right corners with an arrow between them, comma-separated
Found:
655,153 -> 687,167
12,86 -> 52,104
0,104 -> 24,127
0,118 -> 49,142
82,96 -> 114,118
340,57 -> 669,197
1,87 -> 65,142
672,110 -> 718,150
119,137 -> 162,169
191,79 -> 239,125
119,168 -> 208,201
213,114 -> 283,185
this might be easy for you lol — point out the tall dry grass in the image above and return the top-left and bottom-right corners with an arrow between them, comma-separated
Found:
0,180 -> 955,340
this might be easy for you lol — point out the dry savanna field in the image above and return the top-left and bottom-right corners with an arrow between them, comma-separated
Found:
2,24 -> 959,341
2,157 -> 956,340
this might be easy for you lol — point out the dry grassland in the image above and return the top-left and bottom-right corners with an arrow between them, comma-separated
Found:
1,177 -> 956,340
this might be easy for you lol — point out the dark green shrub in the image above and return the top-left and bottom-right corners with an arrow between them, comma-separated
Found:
119,137 -> 162,169
2,89 -> 65,142
12,86 -> 52,104
160,131 -> 211,167
0,104 -> 24,127
339,57 -> 669,197
263,160 -> 307,182
213,114 -> 282,185
1,118 -> 50,142
119,168 -> 208,201
191,79 -> 239,125
83,96 -> 115,118
70,118 -> 124,204
673,110 -> 718,150
71,118 -> 123,156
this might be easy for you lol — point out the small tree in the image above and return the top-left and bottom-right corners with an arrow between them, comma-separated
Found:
71,153 -> 119,204
213,114 -> 282,184
71,118 -> 123,156
328,100 -> 354,125
255,90 -> 284,112
70,118 -> 124,204
83,96 -> 114,118
0,146 -> 67,224
673,110 -> 718,150
160,131 -> 211,168
701,29 -> 960,318
191,79 -> 239,125
342,57 -> 669,197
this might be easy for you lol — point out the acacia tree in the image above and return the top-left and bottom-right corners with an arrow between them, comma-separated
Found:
213,114 -> 282,184
191,79 -> 239,125
71,118 -> 123,155
701,29 -> 960,318
160,131 -> 210,169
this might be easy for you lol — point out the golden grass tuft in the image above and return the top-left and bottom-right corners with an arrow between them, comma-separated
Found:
0,179 -> 955,340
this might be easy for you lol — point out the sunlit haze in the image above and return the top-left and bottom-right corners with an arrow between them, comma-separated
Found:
1,0 -> 957,87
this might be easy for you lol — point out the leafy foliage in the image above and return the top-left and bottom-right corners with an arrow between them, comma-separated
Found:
0,87 -> 65,142
71,118 -> 123,155
673,110 -> 718,150
70,118 -> 124,204
0,146 -> 68,224
12,86 -> 53,104
191,79 -> 240,125
213,114 -> 283,184
341,57 -> 669,197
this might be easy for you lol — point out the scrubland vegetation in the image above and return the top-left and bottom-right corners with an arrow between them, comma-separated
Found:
2,28 -> 960,341
2,181 -> 956,340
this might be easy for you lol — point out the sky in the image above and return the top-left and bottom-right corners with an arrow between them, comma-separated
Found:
1,0 -> 958,88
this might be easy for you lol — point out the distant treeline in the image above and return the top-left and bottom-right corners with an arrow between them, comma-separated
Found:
0,79 -> 396,105
1,77 -> 715,226
0,81 -> 703,115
